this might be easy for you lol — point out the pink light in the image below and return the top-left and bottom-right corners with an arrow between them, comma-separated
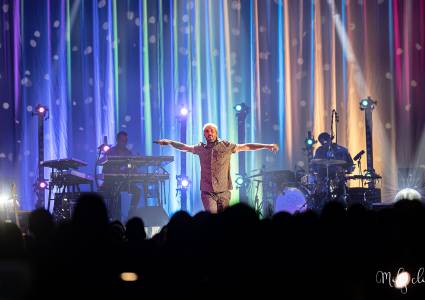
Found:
39,181 -> 47,189
102,145 -> 111,152
37,106 -> 45,113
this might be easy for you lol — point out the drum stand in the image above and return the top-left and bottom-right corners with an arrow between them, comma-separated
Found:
253,180 -> 263,217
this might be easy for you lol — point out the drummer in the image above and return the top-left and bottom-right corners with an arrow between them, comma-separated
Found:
312,132 -> 355,176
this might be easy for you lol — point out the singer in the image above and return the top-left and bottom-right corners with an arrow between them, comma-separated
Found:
156,123 -> 279,213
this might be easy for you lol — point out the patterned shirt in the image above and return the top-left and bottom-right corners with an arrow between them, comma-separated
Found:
193,140 -> 237,193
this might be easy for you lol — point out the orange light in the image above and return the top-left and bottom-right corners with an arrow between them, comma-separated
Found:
120,272 -> 138,282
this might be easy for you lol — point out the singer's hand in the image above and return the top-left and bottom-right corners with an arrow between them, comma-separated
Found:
268,144 -> 279,154
155,139 -> 172,146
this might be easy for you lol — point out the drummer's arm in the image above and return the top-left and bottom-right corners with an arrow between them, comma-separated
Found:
235,143 -> 279,153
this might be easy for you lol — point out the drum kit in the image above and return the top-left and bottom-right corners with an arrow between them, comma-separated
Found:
248,158 -> 360,216
246,104 -> 384,215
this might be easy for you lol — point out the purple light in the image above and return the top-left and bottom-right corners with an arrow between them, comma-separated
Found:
179,107 -> 189,117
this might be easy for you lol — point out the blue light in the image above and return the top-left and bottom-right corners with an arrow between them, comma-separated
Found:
181,178 -> 189,188
234,103 -> 249,114
177,175 -> 191,189
361,100 -> 369,107
235,176 -> 244,186
306,138 -> 314,145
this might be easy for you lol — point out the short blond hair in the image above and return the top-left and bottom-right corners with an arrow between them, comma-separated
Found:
202,123 -> 218,132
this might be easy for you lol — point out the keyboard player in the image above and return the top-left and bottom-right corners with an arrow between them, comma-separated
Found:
99,131 -> 141,220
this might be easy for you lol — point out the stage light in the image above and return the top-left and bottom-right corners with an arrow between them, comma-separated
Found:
181,179 -> 189,188
179,107 -> 189,117
394,270 -> 410,290
38,180 -> 47,189
102,145 -> 110,152
235,175 -> 249,188
176,175 -> 191,189
120,272 -> 138,282
34,104 -> 48,116
233,103 -> 249,114
359,97 -> 376,110
235,176 -> 244,186
0,193 -> 11,204
394,188 -> 422,202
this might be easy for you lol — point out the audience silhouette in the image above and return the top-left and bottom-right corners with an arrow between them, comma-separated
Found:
0,192 -> 423,299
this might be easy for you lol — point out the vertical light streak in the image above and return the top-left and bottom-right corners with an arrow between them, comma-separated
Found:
331,7 -> 336,112
402,0 -> 412,121
206,0 -> 217,122
309,0 -> 315,127
46,0 -> 55,161
283,0 -> 293,165
112,0 -> 119,129
13,0 -> 21,118
218,0 -> 227,134
341,0 -> 347,142
222,0 -> 234,135
248,0 -> 257,179
158,0 -> 164,138
141,0 -> 152,154
313,0 -> 325,135
194,0 -> 202,140
222,0 -> 238,204
277,0 -> 285,167
92,0 -> 103,149
253,0 -> 261,135
65,0 -> 73,151
57,0 -> 69,157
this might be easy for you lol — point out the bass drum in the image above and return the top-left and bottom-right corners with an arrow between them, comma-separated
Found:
274,186 -> 309,214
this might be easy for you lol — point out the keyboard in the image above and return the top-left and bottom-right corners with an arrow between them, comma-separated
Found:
98,155 -> 174,167
99,173 -> 170,183
42,158 -> 88,170
51,169 -> 94,185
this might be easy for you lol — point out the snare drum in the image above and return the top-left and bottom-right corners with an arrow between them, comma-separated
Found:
274,187 -> 308,214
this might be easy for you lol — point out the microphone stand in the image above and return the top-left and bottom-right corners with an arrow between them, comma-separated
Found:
335,111 -> 339,145
331,109 -> 339,145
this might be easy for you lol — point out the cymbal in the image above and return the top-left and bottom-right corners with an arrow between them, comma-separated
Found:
310,159 -> 349,166
346,174 -> 382,180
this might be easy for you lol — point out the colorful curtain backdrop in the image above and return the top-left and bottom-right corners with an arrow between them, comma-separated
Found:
0,0 -> 424,213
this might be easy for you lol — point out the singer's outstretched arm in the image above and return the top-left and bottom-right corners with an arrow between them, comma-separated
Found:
235,143 -> 279,153
155,139 -> 195,153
